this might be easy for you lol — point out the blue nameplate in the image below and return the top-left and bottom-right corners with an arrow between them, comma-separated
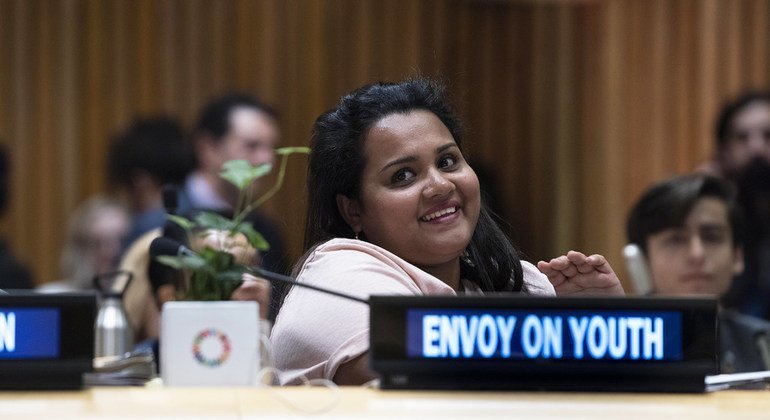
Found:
370,296 -> 717,392
407,309 -> 682,361
0,308 -> 60,359
0,292 -> 96,390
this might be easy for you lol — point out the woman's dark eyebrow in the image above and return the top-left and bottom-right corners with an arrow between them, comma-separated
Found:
378,142 -> 459,174
379,156 -> 416,174
436,142 -> 457,153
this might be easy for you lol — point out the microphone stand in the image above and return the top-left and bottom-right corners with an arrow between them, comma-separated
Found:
149,236 -> 369,305
248,267 -> 369,305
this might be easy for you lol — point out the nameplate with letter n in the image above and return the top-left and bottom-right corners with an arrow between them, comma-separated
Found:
0,292 -> 96,390
369,295 -> 717,392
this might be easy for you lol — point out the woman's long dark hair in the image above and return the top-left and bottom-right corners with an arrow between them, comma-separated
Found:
302,78 -> 524,292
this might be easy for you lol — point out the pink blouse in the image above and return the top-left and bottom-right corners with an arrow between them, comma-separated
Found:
270,238 -> 555,385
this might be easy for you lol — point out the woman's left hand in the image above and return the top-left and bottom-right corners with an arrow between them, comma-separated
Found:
537,250 -> 625,296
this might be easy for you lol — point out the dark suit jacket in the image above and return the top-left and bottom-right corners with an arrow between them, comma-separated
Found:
719,308 -> 770,373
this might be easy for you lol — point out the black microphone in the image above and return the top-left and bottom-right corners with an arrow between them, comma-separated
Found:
150,236 -> 198,259
148,237 -> 369,305
162,184 -> 178,216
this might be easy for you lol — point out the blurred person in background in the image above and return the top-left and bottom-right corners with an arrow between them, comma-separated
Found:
699,91 -> 770,179
107,116 -> 194,341
38,196 -> 130,292
120,93 -> 285,345
626,173 -> 770,373
0,143 -> 34,290
107,116 -> 195,253
698,91 -> 770,321
171,92 -> 287,319
722,158 -> 770,320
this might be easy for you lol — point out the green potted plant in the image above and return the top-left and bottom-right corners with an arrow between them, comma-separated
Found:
157,147 -> 307,387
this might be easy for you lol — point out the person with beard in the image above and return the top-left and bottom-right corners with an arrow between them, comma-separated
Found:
697,91 -> 770,321
699,91 -> 770,178
722,159 -> 770,320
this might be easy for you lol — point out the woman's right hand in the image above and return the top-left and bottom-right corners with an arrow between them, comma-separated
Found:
537,250 -> 625,296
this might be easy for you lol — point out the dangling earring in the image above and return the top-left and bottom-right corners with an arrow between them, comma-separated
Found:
354,231 -> 360,240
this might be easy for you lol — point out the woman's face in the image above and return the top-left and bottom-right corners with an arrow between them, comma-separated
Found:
339,109 -> 480,270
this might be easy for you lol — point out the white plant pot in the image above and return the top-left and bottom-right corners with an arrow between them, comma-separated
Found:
160,301 -> 260,386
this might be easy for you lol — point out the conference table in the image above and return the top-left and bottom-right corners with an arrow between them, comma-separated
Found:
0,385 -> 768,419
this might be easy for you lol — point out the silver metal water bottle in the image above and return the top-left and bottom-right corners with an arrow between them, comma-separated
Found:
94,295 -> 133,358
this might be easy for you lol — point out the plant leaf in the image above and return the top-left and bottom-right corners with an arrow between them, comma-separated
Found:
234,223 -> 271,251
166,214 -> 195,231
155,254 -> 210,271
198,247 -> 236,271
176,149 -> 308,301
189,270 -> 230,301
220,159 -> 272,190
194,212 -> 236,231
215,266 -> 247,284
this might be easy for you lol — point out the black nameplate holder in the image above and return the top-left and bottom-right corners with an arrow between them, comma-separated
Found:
370,295 -> 717,392
0,292 -> 97,390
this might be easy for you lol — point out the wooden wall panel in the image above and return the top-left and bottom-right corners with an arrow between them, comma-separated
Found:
0,2 -> 7,153
1,0 -> 769,289
34,0 -> 60,280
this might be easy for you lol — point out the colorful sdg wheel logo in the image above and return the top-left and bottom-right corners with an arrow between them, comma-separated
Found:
192,328 -> 232,368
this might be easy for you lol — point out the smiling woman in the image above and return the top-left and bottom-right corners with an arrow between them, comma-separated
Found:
270,78 -> 625,386
335,110 -> 481,291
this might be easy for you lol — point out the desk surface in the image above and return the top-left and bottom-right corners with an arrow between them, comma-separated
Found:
0,386 -> 768,419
